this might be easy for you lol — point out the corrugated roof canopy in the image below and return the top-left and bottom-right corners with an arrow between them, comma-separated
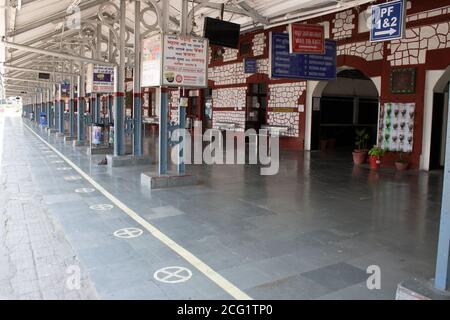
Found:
0,0 -> 374,98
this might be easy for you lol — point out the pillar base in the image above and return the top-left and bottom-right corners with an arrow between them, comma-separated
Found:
396,278 -> 450,300
47,128 -> 58,135
73,140 -> 88,147
141,172 -> 197,189
106,155 -> 151,168
56,132 -> 66,138
64,136 -> 76,143
87,146 -> 113,155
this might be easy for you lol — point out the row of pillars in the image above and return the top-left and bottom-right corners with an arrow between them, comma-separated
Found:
18,0 -> 183,176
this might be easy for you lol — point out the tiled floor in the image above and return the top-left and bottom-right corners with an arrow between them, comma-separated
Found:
0,111 -> 443,299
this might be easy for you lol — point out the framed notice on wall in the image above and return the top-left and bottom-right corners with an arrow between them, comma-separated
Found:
141,34 -> 208,88
390,68 -> 416,94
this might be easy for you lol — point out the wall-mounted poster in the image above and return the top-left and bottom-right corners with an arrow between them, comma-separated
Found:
141,34 -> 208,88
162,34 -> 208,88
86,64 -> 115,93
390,68 -> 416,94
141,34 -> 162,87
379,103 -> 415,152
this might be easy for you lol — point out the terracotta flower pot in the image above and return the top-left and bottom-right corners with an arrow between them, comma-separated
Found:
395,161 -> 409,171
369,155 -> 381,170
352,150 -> 368,165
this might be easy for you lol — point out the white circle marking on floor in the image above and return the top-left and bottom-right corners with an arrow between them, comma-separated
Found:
57,167 -> 72,171
113,227 -> 143,239
64,175 -> 82,181
154,266 -> 192,284
89,204 -> 114,211
75,187 -> 95,193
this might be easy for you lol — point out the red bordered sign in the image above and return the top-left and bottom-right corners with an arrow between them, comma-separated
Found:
289,23 -> 325,55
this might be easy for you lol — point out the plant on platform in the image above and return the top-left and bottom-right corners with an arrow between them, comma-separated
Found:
352,128 -> 370,165
368,145 -> 385,170
395,152 -> 410,171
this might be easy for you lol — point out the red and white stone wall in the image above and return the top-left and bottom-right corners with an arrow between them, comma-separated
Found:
206,0 -> 450,162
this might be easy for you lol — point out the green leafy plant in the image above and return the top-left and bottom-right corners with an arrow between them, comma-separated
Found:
355,128 -> 369,151
368,145 -> 385,158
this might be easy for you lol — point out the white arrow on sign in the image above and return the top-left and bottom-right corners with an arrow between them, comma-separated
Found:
374,28 -> 396,37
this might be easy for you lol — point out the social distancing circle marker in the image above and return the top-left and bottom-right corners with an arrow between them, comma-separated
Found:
51,160 -> 64,164
113,227 -> 143,239
23,122 -> 252,300
47,154 -> 58,158
75,187 -> 95,193
64,175 -> 82,181
57,167 -> 72,171
90,204 -> 114,211
154,266 -> 192,284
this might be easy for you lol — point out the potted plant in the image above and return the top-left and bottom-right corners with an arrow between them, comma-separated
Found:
352,128 -> 369,165
395,152 -> 410,171
368,145 -> 385,170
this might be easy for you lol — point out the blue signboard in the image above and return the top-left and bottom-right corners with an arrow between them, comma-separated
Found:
61,83 -> 70,98
244,58 -> 257,73
270,32 -> 336,81
370,0 -> 404,42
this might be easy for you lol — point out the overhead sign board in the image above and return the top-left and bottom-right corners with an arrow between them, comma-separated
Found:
370,0 -> 405,42
38,72 -> 50,80
162,34 -> 208,87
141,34 -> 208,88
86,64 -> 115,93
61,83 -> 70,98
142,34 -> 162,87
270,32 -> 336,81
289,23 -> 325,54
244,58 -> 257,73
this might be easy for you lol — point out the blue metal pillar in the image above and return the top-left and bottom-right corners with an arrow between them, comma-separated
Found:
113,92 -> 125,156
96,94 -> 101,124
69,98 -> 75,136
55,99 -> 59,131
58,100 -> 64,133
159,90 -> 168,175
133,92 -> 143,156
132,0 -> 142,157
435,83 -> 450,291
58,84 -> 64,133
178,94 -> 186,175
77,97 -> 85,142
46,91 -> 51,128
108,94 -> 113,122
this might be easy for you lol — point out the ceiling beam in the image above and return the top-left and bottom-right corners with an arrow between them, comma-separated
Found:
0,39 -> 116,66
236,1 -> 268,25
7,0 -> 110,37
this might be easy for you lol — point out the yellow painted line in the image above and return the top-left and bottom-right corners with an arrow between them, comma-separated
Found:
23,121 -> 252,300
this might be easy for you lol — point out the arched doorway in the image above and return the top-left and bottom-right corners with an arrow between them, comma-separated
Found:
429,66 -> 450,170
309,68 -> 380,152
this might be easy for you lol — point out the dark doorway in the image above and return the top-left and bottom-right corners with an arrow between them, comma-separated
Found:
430,89 -> 449,170
203,88 -> 213,132
245,83 -> 267,131
311,69 -> 379,151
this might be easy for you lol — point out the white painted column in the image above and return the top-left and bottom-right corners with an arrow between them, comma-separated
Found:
421,70 -> 445,171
